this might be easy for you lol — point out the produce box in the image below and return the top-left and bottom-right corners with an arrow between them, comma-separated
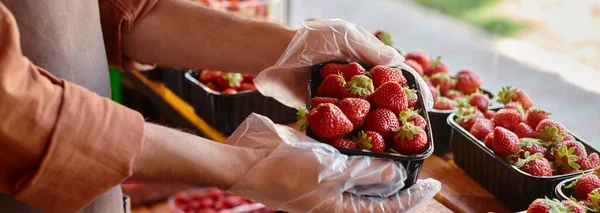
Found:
161,67 -> 192,103
185,71 -> 296,135
169,188 -> 274,213
448,111 -> 599,211
304,62 -> 434,189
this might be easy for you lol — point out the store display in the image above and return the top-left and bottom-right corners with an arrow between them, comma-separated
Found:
168,188 -> 274,213
299,61 -> 434,189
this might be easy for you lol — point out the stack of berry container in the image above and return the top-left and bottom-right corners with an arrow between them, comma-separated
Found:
447,110 -> 599,211
305,62 -> 434,189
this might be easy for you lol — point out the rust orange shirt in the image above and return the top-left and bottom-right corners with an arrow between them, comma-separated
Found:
0,0 -> 157,212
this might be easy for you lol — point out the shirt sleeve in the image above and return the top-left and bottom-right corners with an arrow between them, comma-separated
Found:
98,0 -> 159,69
0,3 -> 145,213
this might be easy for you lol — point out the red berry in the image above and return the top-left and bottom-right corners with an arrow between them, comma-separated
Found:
526,108 -> 551,129
393,123 -> 428,155
355,131 -> 386,152
369,65 -> 406,88
569,174 -> 600,199
242,74 -> 254,83
426,56 -> 450,77
493,108 -> 521,131
484,133 -> 494,149
370,82 -> 408,114
433,96 -> 455,110
221,88 -> 238,95
341,75 -> 374,100
327,138 -> 357,149
398,108 -> 427,130
337,98 -> 371,130
535,119 -> 566,143
317,74 -> 346,99
493,127 -> 520,157
199,70 -> 222,84
516,153 -> 553,176
497,86 -> 534,110
302,103 -> 353,139
363,108 -> 400,140
484,110 -> 496,119
238,82 -> 257,92
404,59 -> 424,76
515,122 -> 536,138
589,153 -> 600,169
526,198 -> 568,213
374,30 -> 394,46
405,50 -> 431,70
320,63 -> 345,78
470,118 -> 494,140
469,93 -> 490,112
519,138 -> 547,158
563,200 -> 586,213
430,72 -> 453,95
341,62 -> 366,81
404,86 -> 419,109
216,72 -> 243,89
310,97 -> 339,108
455,69 -> 482,95
455,106 -> 482,130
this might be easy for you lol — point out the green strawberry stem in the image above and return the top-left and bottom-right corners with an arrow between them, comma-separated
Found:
497,86 -> 517,104
589,190 -> 600,211
296,108 -> 309,131
345,75 -> 374,96
555,145 -> 581,172
393,122 -> 422,140
356,131 -> 373,150
515,152 -> 543,168
403,86 -> 418,102
430,56 -> 442,69
223,73 -> 243,88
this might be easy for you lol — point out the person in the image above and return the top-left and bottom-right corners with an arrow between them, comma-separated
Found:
0,0 -> 440,212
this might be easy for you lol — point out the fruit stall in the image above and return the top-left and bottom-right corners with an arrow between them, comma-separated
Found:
115,1 -> 600,213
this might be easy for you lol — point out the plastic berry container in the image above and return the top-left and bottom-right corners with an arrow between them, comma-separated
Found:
185,70 -> 296,135
160,67 -> 192,103
447,111 -> 599,211
168,188 -> 274,213
306,62 -> 434,190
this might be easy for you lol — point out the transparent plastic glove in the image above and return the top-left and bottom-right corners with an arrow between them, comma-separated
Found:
225,113 -> 441,213
254,19 -> 433,110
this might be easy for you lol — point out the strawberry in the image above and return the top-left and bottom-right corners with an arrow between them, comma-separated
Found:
455,106 -> 480,130
580,158 -> 595,171
297,104 -> 353,139
444,90 -> 464,101
493,127 -> 520,157
519,138 -> 548,158
374,30 -> 394,46
516,153 -> 553,176
468,92 -> 490,112
342,75 -> 374,99
497,86 -> 534,110
563,200 -> 586,213
405,50 -> 431,70
566,174 -> 600,199
536,119 -> 566,143
493,108 -> 521,131
589,153 -> 600,169
484,133 -> 495,149
515,122 -> 536,138
404,59 -> 424,76
430,72 -> 453,95
216,72 -> 243,89
327,138 -> 357,149
428,84 -> 439,102
563,134 -> 576,143
310,97 -> 339,108
484,110 -> 496,119
588,189 -> 600,211
320,63 -> 346,78
337,98 -> 371,130
433,96 -> 455,110
199,70 -> 223,84
205,82 -> 221,92
526,108 -> 551,128
398,108 -> 427,130
370,82 -> 408,114
221,88 -> 238,95
363,108 -> 400,140
355,131 -> 386,152
238,82 -> 257,92
316,74 -> 346,99
470,118 -> 494,140
403,86 -> 419,109
242,74 -> 254,83
553,143 -> 582,172
558,140 -> 588,160
393,122 -> 428,155
426,56 -> 450,77
454,69 -> 482,95
526,198 -> 568,213
341,62 -> 366,81
369,65 -> 406,88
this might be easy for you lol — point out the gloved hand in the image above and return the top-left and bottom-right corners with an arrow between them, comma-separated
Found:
254,19 -> 433,110
225,114 -> 441,213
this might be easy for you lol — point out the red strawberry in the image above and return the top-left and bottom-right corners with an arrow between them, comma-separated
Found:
205,82 -> 221,92
519,138 -> 548,158
526,108 -> 551,128
526,198 -> 568,213
217,72 -> 243,89
554,142 -> 583,172
563,134 -> 576,143
445,90 -> 464,101
430,73 -> 453,95
316,74 -> 345,99
363,108 -> 400,140
484,133 -> 495,149
484,110 -> 496,119
563,200 -> 586,213
558,140 -> 588,160
242,74 -> 254,83
589,153 -> 600,169
403,86 -> 419,109
428,84 -> 439,102
426,56 -> 450,77
393,122 -> 428,155
497,86 -> 534,110
455,106 -> 480,130
337,98 -> 371,130
404,59 -> 424,76
536,119 -> 566,143
374,30 -> 394,46
398,108 -> 427,130
369,65 -> 406,88
320,63 -> 345,78
370,82 -> 408,114
310,97 -> 339,108
355,131 -> 386,152
328,138 -> 357,149
238,82 -> 257,92
567,174 -> 600,199
341,62 -> 366,81
342,75 -> 374,99
405,50 -> 431,70
199,70 -> 223,84
468,93 -> 490,112
433,96 -> 455,110
455,69 -> 482,95
516,153 -> 553,176
221,88 -> 238,95
493,127 -> 520,157
470,118 -> 494,140
297,104 -> 353,139
503,102 -> 522,111
515,122 -> 536,138
493,108 -> 521,131
588,189 -> 600,212
580,158 -> 595,171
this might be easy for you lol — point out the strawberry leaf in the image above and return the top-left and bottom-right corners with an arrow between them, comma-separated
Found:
345,75 -> 374,96
497,86 -> 517,104
296,108 -> 309,131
